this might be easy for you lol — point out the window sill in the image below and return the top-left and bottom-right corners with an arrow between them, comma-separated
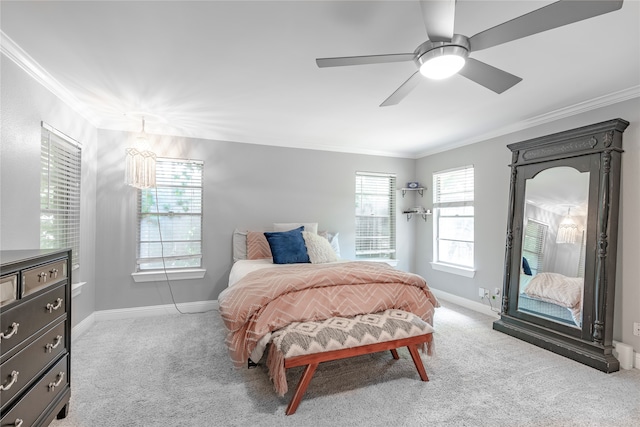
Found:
430,262 -> 475,278
131,268 -> 206,283
72,281 -> 86,298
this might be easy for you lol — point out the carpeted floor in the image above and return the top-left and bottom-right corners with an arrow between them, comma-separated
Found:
50,301 -> 640,427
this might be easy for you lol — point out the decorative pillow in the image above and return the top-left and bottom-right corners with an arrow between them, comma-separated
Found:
273,222 -> 318,234
264,227 -> 310,264
302,231 -> 338,264
232,229 -> 248,262
318,230 -> 341,257
247,231 -> 272,260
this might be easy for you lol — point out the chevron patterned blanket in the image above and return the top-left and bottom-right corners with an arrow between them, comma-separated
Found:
218,261 -> 439,367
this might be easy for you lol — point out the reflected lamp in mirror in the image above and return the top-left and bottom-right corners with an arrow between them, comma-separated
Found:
125,117 -> 156,189
556,208 -> 579,244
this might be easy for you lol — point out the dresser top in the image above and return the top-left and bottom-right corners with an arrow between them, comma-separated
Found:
0,249 -> 69,267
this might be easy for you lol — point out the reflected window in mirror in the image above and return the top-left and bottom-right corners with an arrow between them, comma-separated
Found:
522,219 -> 548,277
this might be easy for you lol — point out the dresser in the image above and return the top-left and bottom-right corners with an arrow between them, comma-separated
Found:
1,249 -> 71,427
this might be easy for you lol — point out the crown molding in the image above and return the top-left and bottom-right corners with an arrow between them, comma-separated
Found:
1,30 -> 99,127
415,85 -> 640,159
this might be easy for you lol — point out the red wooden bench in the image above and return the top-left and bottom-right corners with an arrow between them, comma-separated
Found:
268,309 -> 434,415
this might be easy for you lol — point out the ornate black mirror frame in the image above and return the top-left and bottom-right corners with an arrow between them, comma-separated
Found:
493,118 -> 629,373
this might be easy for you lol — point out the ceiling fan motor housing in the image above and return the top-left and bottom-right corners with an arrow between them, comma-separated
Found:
413,34 -> 470,70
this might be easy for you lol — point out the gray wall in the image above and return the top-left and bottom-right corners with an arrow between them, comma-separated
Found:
2,50 -> 639,354
415,97 -> 640,352
94,130 -> 418,310
0,57 -> 98,326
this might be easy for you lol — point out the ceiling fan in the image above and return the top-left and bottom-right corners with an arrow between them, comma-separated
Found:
316,0 -> 623,106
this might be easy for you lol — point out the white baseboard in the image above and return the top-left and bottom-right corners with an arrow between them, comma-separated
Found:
72,300 -> 218,339
71,312 -> 95,343
430,287 -> 500,319
94,300 -> 218,321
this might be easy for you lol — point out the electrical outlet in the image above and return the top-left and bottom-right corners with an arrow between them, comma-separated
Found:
634,322 -> 640,337
494,288 -> 501,296
478,287 -> 486,298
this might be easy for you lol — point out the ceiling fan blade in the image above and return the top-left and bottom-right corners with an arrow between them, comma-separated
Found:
458,58 -> 522,94
419,0 -> 456,42
316,53 -> 414,68
469,0 -> 623,52
380,71 -> 423,107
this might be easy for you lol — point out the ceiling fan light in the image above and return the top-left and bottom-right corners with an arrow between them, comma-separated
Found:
416,43 -> 469,80
420,55 -> 466,79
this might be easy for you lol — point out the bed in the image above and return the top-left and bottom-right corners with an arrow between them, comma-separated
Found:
518,272 -> 583,327
218,225 -> 440,395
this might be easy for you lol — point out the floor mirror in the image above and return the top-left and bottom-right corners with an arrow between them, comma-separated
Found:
493,118 -> 629,372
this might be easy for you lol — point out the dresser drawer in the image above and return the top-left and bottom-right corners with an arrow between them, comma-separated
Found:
21,259 -> 67,298
0,275 -> 17,308
0,285 -> 66,358
0,355 -> 68,427
0,320 -> 67,412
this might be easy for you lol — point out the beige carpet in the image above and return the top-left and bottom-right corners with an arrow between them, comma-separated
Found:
51,301 -> 640,426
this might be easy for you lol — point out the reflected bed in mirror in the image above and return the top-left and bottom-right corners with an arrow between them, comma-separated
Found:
517,166 -> 589,329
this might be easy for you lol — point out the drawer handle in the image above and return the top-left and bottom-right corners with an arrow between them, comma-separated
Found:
48,372 -> 65,392
50,268 -> 59,279
0,370 -> 19,392
14,419 -> 23,427
0,322 -> 19,340
38,272 -> 48,282
46,297 -> 63,313
46,335 -> 64,353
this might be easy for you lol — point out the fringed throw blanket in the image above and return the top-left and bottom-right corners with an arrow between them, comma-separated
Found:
218,261 -> 439,367
267,309 -> 434,396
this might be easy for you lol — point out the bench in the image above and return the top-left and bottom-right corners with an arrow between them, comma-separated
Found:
267,309 -> 434,415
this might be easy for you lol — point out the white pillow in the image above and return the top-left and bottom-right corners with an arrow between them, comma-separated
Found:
302,231 -> 338,264
319,231 -> 341,258
232,229 -> 248,262
273,222 -> 318,234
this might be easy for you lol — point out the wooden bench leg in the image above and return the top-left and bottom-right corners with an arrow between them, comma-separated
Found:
407,344 -> 429,381
286,362 -> 319,415
390,349 -> 399,359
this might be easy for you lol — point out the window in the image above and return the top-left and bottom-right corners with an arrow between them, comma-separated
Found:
433,165 -> 474,269
522,219 -> 548,276
355,172 -> 396,260
137,158 -> 203,271
40,122 -> 82,269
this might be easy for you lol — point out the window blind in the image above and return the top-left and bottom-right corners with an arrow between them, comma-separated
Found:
522,219 -> 548,275
40,122 -> 82,269
432,165 -> 474,268
355,172 -> 396,259
137,158 -> 203,271
433,165 -> 474,208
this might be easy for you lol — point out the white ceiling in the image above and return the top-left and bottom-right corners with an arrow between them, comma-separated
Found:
2,1 -> 639,158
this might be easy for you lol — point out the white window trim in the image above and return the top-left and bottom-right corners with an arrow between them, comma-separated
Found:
432,165 -> 475,270
40,121 -> 82,269
136,158 -> 204,272
430,262 -> 476,278
131,268 -> 206,283
355,171 -> 397,261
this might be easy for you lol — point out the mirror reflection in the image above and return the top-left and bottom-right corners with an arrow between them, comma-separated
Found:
517,166 -> 589,329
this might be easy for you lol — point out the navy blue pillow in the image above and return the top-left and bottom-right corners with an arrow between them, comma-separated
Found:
264,226 -> 310,264
522,257 -> 532,276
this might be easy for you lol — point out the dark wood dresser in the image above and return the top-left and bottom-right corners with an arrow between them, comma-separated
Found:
1,249 -> 71,427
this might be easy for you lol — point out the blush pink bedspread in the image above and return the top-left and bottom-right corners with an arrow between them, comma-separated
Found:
218,261 -> 439,367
